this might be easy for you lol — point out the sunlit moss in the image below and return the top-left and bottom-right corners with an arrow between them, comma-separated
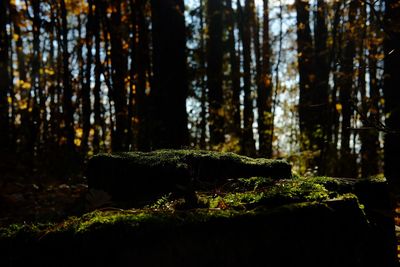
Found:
0,175 -> 384,241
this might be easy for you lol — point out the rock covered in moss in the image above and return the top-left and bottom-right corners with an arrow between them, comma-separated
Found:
0,176 -> 397,267
86,149 -> 291,203
0,197 -> 371,267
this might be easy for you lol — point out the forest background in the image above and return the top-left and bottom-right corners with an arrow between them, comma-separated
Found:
0,0 -> 400,193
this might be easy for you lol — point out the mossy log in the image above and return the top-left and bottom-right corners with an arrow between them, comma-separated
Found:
86,150 -> 291,203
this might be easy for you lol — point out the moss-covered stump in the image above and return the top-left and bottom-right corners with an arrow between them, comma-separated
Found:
86,150 -> 291,203
0,177 -> 397,267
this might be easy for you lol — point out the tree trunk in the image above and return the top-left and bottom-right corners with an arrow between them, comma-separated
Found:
199,0 -> 208,149
338,0 -> 357,177
206,0 -> 225,147
384,0 -> 400,192
226,0 -> 241,142
60,0 -> 75,151
295,0 -> 316,169
238,0 -> 256,156
93,0 -> 102,153
150,0 -> 189,149
313,0 -> 329,174
0,0 -> 10,152
82,0 -> 94,153
109,0 -> 128,151
360,2 -> 380,177
135,0 -> 151,151
257,0 -> 273,157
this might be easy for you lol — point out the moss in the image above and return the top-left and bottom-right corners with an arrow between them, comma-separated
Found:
0,175 -> 366,239
1,174 -> 396,267
86,149 -> 292,204
198,178 -> 334,211
0,195 -> 360,239
0,222 -> 53,239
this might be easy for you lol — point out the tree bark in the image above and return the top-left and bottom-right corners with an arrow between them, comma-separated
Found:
109,0 -> 128,151
150,0 -> 189,149
313,0 -> 329,173
238,0 -> 256,156
384,0 -> 400,192
206,0 -> 225,147
82,0 -> 94,153
0,0 -> 10,152
257,0 -> 273,157
295,0 -> 316,158
92,0 -> 102,153
199,0 -> 208,149
338,0 -> 357,177
226,0 -> 241,142
60,0 -> 76,151
134,0 -> 151,151
360,1 -> 379,177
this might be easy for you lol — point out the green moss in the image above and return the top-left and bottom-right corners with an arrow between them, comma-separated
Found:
0,175 -> 384,241
0,222 -> 53,239
87,149 -> 292,204
199,178 -> 334,211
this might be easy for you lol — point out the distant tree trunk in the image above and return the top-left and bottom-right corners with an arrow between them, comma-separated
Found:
82,0 -> 94,153
360,2 -> 379,177
206,0 -> 225,147
295,0 -> 316,163
257,0 -> 273,157
29,0 -> 41,153
0,0 -> 10,152
60,0 -> 75,151
109,0 -> 128,151
384,0 -> 400,192
238,0 -> 256,156
150,0 -> 189,149
324,0 -> 342,176
127,0 -> 137,150
226,0 -> 241,141
134,0 -> 151,151
93,1 -> 102,153
313,0 -> 329,174
48,4 -> 58,143
199,0 -> 208,149
338,0 -> 357,177
11,6 -> 26,85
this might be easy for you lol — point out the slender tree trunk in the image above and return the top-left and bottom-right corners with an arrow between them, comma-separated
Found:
226,0 -> 241,142
108,0 -> 128,151
324,0 -> 342,176
135,0 -> 151,151
257,0 -> 273,157
384,0 -> 400,192
0,0 -> 10,152
338,0 -> 357,177
127,0 -> 137,150
360,2 -> 379,177
93,0 -> 102,153
295,0 -> 315,157
60,0 -> 75,151
29,0 -> 41,154
238,0 -> 256,156
48,4 -> 58,143
82,0 -> 94,153
313,0 -> 329,174
150,0 -> 189,149
199,0 -> 208,149
206,0 -> 225,147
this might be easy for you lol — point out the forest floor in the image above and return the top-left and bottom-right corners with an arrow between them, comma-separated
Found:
0,179 -> 88,226
1,178 -> 400,262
